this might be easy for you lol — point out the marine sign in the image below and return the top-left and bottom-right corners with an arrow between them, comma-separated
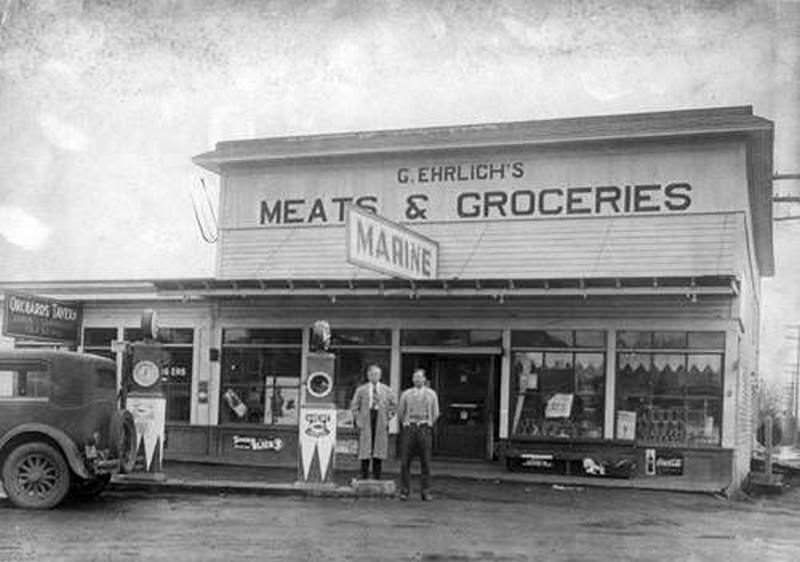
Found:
345,205 -> 439,280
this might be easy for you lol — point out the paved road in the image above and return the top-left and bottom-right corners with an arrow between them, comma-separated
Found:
1,480 -> 799,561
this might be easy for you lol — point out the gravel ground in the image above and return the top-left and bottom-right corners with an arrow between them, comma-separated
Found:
1,476 -> 799,561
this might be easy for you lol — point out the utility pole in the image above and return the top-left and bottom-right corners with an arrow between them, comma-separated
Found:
786,325 -> 800,446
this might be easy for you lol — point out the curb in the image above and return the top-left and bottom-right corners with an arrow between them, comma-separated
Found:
109,477 -> 361,498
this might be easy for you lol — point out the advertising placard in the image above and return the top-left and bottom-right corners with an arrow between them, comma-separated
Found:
2,291 -> 81,343
126,395 -> 166,473
616,410 -> 637,441
298,407 -> 337,482
655,450 -> 685,476
544,393 -> 574,418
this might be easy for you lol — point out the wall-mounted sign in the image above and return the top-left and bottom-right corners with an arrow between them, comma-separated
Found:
655,450 -> 684,476
232,435 -> 284,452
228,142 -> 747,230
345,205 -> 439,280
2,291 -> 81,343
520,453 -> 554,470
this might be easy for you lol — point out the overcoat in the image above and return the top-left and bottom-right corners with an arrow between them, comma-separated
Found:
350,382 -> 397,460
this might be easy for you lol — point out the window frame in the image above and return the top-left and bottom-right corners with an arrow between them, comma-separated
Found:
614,330 -> 725,448
82,327 -> 118,360
219,328 -> 304,427
509,330 -> 607,441
0,361 -> 51,402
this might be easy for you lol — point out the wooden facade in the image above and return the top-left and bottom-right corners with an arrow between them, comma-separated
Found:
0,106 -> 775,493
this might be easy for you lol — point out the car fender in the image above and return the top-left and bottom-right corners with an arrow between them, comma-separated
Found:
0,423 -> 89,479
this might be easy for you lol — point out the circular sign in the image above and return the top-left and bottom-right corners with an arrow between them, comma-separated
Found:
306,371 -> 332,398
132,360 -> 160,388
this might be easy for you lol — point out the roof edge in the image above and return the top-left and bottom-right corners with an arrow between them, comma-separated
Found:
192,106 -> 772,173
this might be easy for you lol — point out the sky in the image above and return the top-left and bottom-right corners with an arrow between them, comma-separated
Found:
0,0 -> 798,386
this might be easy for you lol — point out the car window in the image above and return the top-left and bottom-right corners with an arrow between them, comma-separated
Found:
0,365 -> 50,399
97,367 -> 118,389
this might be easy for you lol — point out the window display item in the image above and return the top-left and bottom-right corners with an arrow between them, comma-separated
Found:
545,393 -> 574,418
645,448 -> 656,476
616,410 -> 636,440
223,388 -> 247,419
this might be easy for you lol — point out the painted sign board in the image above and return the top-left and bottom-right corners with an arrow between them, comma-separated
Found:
2,291 -> 81,343
224,140 -> 747,230
345,205 -> 439,280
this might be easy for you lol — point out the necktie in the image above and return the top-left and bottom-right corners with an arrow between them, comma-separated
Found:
371,384 -> 377,410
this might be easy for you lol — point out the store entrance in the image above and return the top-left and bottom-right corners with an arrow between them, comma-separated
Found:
401,353 -> 498,459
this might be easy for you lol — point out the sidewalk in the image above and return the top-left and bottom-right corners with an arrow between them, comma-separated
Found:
109,458 -> 731,498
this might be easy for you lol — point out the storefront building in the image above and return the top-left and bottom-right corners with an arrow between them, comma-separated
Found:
0,106 -> 774,492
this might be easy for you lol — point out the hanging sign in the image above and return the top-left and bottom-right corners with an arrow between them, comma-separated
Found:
127,395 -> 166,473
2,291 -> 81,343
345,205 -> 439,280
299,408 -> 337,481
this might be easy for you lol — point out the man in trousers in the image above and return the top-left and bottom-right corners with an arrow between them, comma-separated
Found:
397,369 -> 440,501
350,364 -> 397,480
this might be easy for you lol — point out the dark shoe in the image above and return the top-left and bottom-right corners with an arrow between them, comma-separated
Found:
421,491 -> 433,501
398,492 -> 408,501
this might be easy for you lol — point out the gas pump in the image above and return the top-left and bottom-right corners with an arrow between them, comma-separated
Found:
297,320 -> 337,484
122,310 -> 169,480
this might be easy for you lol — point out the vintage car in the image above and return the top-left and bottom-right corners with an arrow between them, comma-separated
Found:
0,350 -> 137,509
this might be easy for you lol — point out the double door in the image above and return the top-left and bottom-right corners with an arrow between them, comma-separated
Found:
401,354 -> 498,459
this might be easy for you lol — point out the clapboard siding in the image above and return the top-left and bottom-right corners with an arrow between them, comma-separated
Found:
218,213 -> 743,280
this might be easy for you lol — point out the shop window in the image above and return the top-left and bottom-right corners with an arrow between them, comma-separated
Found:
124,327 -> 194,423
401,329 -> 502,347
0,365 -> 49,399
510,331 -> 606,440
83,327 -> 117,360
615,331 -> 724,447
308,329 -> 391,427
220,329 -> 302,426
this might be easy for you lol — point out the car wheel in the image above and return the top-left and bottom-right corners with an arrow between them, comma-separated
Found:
70,473 -> 112,500
1,442 -> 71,509
110,410 -> 138,473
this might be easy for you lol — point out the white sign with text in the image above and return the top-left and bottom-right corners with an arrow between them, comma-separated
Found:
345,205 -> 439,280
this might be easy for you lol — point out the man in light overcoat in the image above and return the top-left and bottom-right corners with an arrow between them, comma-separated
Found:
350,364 -> 397,480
